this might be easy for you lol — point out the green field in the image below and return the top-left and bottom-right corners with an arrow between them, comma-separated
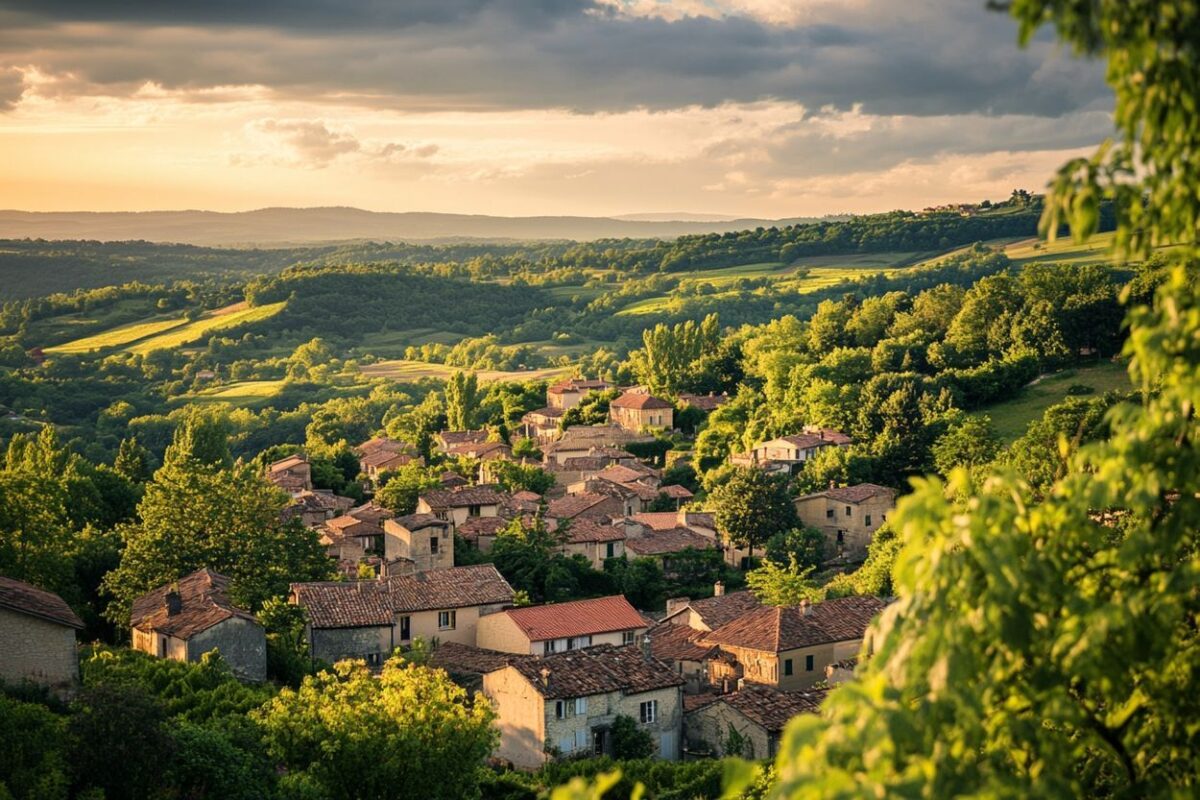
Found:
126,302 -> 287,355
972,360 -> 1132,442
184,379 -> 289,406
1004,233 -> 1119,267
360,359 -> 572,383
46,316 -> 188,354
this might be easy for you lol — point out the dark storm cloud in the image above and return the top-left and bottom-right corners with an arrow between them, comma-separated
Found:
0,0 -> 1109,116
0,65 -> 22,109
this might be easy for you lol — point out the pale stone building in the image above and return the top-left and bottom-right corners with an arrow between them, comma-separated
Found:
266,453 -> 312,493
383,513 -> 453,572
482,644 -> 684,769
0,575 -> 83,692
290,564 -> 514,667
684,685 -> 827,759
609,392 -> 673,432
416,485 -> 505,530
476,595 -> 647,655
793,483 -> 897,560
130,569 -> 267,683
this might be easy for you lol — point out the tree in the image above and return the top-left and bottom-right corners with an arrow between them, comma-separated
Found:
102,414 -> 331,624
610,714 -> 655,761
374,463 -> 442,515
764,527 -> 827,572
114,436 -> 154,483
604,555 -> 666,611
628,314 -> 721,397
445,371 -> 481,431
488,459 -> 555,495
68,684 -> 175,800
745,555 -> 822,607
709,467 -> 798,560
0,694 -> 70,800
254,658 -> 497,800
932,414 -> 1001,475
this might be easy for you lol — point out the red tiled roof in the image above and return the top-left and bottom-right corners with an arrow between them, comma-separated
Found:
356,436 -> 411,457
548,379 -> 610,395
437,430 -> 489,448
631,512 -> 715,531
269,454 -> 308,472
502,595 -> 646,641
660,484 -> 694,499
777,433 -> 834,450
709,685 -> 828,732
524,406 -> 564,419
0,575 -> 83,629
131,569 -> 256,639
625,527 -> 714,556
562,517 -> 626,544
509,644 -> 683,699
420,485 -> 506,509
669,591 -> 762,629
361,451 -> 419,470
804,428 -> 854,446
648,622 -> 720,662
458,516 -> 509,542
431,642 -> 531,675
595,464 -> 656,484
818,483 -> 897,504
701,596 -> 889,653
610,392 -> 673,410
389,513 -> 451,532
547,493 -> 610,520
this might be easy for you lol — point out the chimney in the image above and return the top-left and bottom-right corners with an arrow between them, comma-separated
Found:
800,598 -> 812,616
713,581 -> 725,597
676,508 -> 688,526
665,596 -> 690,617
165,589 -> 182,617
640,632 -> 653,661
539,667 -> 551,688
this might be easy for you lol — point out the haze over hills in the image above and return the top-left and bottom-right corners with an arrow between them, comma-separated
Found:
0,207 -> 824,247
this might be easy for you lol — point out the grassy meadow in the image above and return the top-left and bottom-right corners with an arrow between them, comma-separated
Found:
973,360 -> 1132,442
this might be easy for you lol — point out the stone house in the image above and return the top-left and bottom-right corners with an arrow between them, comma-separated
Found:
546,378 -> 612,411
267,453 -> 312,493
477,595 -> 648,655
0,575 -> 84,692
519,406 -> 564,442
457,516 -> 511,553
698,596 -> 888,691
290,564 -> 514,667
435,430 -> 490,453
730,428 -> 853,476
416,485 -> 505,530
648,622 -> 739,695
283,489 -> 355,528
609,392 -> 673,432
482,644 -> 684,769
383,513 -> 454,572
556,517 -> 626,568
322,502 -> 395,559
547,492 -> 626,524
794,483 -> 897,561
624,526 -> 719,576
684,685 -> 827,759
631,511 -> 718,542
130,569 -> 267,682
360,450 -> 421,486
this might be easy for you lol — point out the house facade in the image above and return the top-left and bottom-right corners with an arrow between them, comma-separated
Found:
609,392 -> 674,432
267,453 -> 312,493
476,595 -> 647,655
684,685 -> 826,759
416,485 -> 504,530
383,514 -> 454,572
794,483 -> 897,560
0,576 -> 84,691
290,564 -> 515,666
483,645 -> 684,769
546,378 -> 612,411
130,569 -> 267,682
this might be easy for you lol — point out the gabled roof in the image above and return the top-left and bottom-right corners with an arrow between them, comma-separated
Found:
389,513 -> 451,532
701,596 -> 888,653
803,427 -> 854,446
502,595 -> 646,641
625,527 -> 714,556
804,483 -> 897,504
0,575 -> 83,630
131,569 -> 257,639
355,436 -> 410,457
431,642 -> 531,676
610,392 -> 673,410
631,511 -> 715,531
268,453 -> 308,472
509,644 -> 683,699
547,492 -> 611,520
775,433 -> 834,451
660,484 -> 694,499
708,685 -> 829,732
548,378 -> 610,394
420,485 -> 506,509
436,430 -> 489,448
595,464 -> 656,485
648,622 -> 720,663
678,393 -> 729,412
524,406 -> 564,419
292,565 -> 514,629
346,502 -> 394,524
668,590 -> 762,630
457,516 -> 509,542
562,517 -> 626,544
361,450 -> 418,470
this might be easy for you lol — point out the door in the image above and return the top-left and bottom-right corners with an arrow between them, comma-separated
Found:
592,728 -> 607,756
659,731 -> 677,761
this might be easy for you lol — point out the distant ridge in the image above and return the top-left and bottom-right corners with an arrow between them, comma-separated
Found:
0,207 -> 823,247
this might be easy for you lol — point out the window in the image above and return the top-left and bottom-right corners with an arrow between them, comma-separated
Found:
622,631 -> 636,646
881,513 -> 887,522
558,735 -> 573,753
805,654 -> 815,672
399,615 -> 411,641
438,610 -> 456,630
544,639 -> 559,655
639,700 -> 657,724
836,530 -> 845,545
367,652 -> 382,666
574,728 -> 589,751
469,504 -> 481,517
430,536 -> 439,554
606,542 -> 616,559
568,635 -> 592,650
784,658 -> 793,676
845,505 -> 852,517
575,697 -> 588,716
864,514 -> 872,527
555,700 -> 567,719
825,508 -> 834,519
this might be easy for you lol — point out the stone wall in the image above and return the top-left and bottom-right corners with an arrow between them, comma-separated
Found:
189,617 -> 268,682
0,607 -> 78,690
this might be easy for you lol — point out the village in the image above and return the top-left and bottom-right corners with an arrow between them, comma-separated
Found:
0,376 -> 898,769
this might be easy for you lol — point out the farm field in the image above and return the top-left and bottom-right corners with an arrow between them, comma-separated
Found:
45,316 -> 187,354
183,379 -> 289,406
1003,232 -> 1118,266
360,359 -> 572,383
125,302 -> 287,355
973,360 -> 1132,443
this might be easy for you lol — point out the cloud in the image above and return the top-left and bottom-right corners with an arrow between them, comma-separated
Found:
0,66 -> 24,109
245,119 -> 360,167
0,1 -> 1109,116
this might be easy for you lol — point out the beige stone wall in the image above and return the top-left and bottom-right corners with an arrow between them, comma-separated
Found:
482,667 -> 547,769
309,624 -> 393,665
684,702 -> 770,759
401,605 -> 483,647
795,494 -> 894,561
561,539 -> 624,569
611,407 -> 673,432
0,607 -> 78,689
476,612 -> 529,653
188,617 -> 267,682
384,520 -> 454,572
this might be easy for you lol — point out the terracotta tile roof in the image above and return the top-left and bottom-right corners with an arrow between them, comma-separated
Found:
713,685 -> 828,732
678,393 -> 729,412
509,644 -> 683,699
440,471 -> 468,487
683,692 -> 722,713
0,575 -> 83,629
701,596 -> 889,653
631,512 -> 715,531
269,454 -> 308,472
819,483 -> 897,504
431,641 -> 531,675
326,515 -> 385,539
292,564 -> 513,629
501,595 -> 646,641
660,484 -> 694,499
524,406 -> 564,419
355,436 -> 411,457
347,502 -> 395,524
548,379 -> 610,395
547,493 -> 610,520
131,569 -> 256,639
648,622 -> 720,663
625,527 -> 714,556
457,516 -> 509,542
803,427 -> 854,446
777,433 -> 834,451
437,430 -> 489,448
557,456 -> 611,472
420,485 -> 506,509
361,450 -> 419,470
595,464 -> 656,484
670,591 -> 762,630
445,441 -> 512,458
589,478 -> 659,502
562,517 -> 626,544
611,392 -> 673,410
390,513 -> 451,532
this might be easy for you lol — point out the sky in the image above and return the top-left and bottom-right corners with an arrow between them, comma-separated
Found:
0,0 -> 1113,218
